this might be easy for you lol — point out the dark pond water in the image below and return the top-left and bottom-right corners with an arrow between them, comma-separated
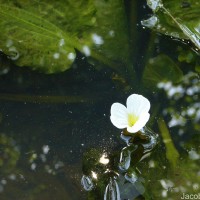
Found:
0,0 -> 200,200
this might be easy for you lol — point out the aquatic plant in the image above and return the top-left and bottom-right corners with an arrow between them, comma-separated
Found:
110,94 -> 150,133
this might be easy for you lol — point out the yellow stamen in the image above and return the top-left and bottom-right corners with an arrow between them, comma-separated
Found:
128,114 -> 138,127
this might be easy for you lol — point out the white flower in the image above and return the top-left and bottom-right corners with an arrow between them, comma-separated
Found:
110,94 -> 150,133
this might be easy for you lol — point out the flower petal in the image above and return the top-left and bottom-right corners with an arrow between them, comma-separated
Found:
127,112 -> 150,133
126,94 -> 150,116
110,103 -> 128,129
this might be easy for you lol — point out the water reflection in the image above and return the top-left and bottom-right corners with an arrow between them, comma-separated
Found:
81,127 -> 158,199
157,72 -> 200,131
104,177 -> 120,200
81,175 -> 94,191
0,0 -> 199,199
91,33 -> 104,46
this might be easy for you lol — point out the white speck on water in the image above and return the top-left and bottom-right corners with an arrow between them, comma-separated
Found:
162,82 -> 172,90
32,153 -> 37,160
167,86 -> 184,97
187,107 -> 195,116
54,161 -> 64,169
1,179 -> 7,185
161,190 -> 167,198
40,154 -> 47,162
59,39 -> 65,46
19,174 -> 25,180
161,27 -> 166,31
0,68 -> 9,75
148,160 -> 155,168
82,45 -> 91,56
188,149 -> 200,160
31,163 -> 37,170
160,179 -> 174,190
193,183 -> 199,191
157,82 -> 165,89
47,168 -> 53,174
149,58 -> 155,64
8,174 -> 16,180
8,46 -> 20,60
53,53 -> 60,59
42,145 -> 50,154
6,39 -> 13,47
108,30 -> 115,37
67,52 -> 75,60
168,115 -> 186,127
91,33 -> 104,45
178,129 -> 184,136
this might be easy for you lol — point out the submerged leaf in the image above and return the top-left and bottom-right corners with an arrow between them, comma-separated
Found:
92,0 -> 131,68
0,1 -> 86,73
0,0 -> 131,73
142,0 -> 200,50
158,118 -> 179,169
142,54 -> 183,89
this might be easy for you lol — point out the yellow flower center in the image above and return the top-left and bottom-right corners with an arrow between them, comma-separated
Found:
128,114 -> 139,127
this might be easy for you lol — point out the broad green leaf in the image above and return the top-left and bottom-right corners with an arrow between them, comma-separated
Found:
0,0 -> 93,73
0,0 -> 131,73
142,0 -> 200,50
142,54 -> 183,88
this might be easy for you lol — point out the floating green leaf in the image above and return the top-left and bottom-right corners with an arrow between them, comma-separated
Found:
0,0 -> 131,73
142,0 -> 200,50
142,54 -> 183,88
